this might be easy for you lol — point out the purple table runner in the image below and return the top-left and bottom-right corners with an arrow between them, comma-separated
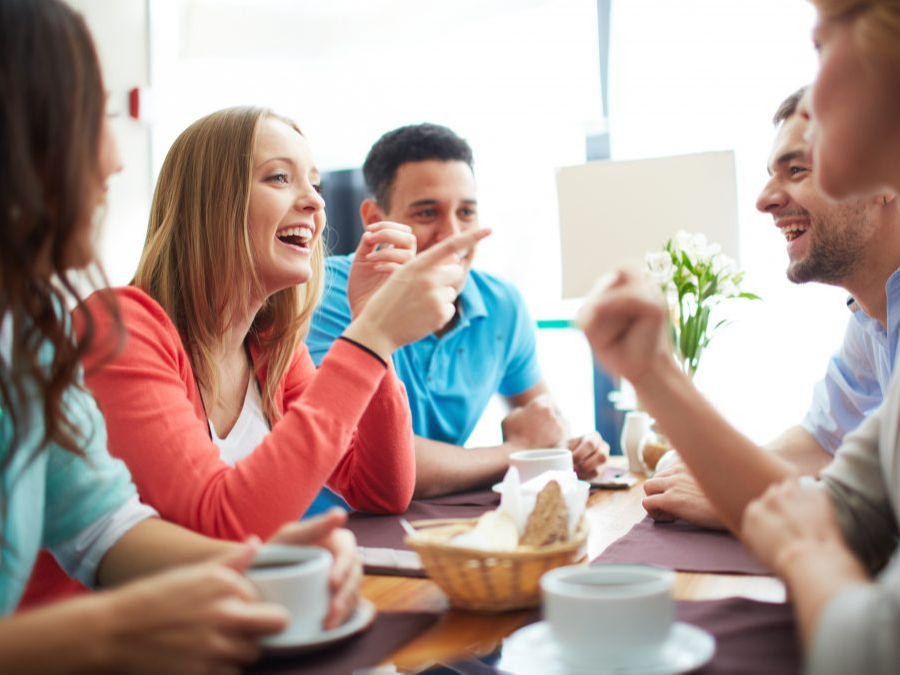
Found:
592,517 -> 771,575
247,610 -> 439,675
449,597 -> 800,674
414,488 -> 501,508
679,597 -> 801,674
347,492 -> 500,576
347,493 -> 499,551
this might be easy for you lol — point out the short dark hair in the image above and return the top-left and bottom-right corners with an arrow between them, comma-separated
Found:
362,123 -> 474,209
772,86 -> 808,126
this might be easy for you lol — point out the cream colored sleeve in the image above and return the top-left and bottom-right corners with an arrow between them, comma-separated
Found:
819,408 -> 897,573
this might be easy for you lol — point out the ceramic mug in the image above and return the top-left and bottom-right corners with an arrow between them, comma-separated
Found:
620,411 -> 652,476
509,448 -> 574,482
247,544 -> 333,643
541,564 -> 675,669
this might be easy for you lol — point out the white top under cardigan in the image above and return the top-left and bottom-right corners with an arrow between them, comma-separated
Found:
209,379 -> 270,465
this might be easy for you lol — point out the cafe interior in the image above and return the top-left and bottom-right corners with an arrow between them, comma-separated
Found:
10,0 -> 890,673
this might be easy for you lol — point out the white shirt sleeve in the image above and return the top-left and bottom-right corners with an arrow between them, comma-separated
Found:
50,494 -> 158,588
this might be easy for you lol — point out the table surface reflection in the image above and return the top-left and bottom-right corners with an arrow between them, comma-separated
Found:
362,458 -> 785,671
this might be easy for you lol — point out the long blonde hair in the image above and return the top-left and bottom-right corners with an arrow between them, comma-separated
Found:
134,107 -> 324,422
811,0 -> 900,66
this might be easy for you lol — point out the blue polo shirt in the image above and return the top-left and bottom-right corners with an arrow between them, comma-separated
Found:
308,254 -> 542,445
802,267 -> 900,454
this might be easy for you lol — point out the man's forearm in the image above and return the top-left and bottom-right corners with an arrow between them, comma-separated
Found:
633,358 -> 793,532
765,425 -> 833,476
778,540 -> 869,647
413,436 -> 516,499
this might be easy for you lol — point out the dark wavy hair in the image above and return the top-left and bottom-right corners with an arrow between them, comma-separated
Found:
0,0 -> 117,472
362,123 -> 474,210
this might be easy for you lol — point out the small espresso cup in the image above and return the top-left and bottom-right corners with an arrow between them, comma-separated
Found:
509,448 -> 574,482
541,564 -> 675,669
247,544 -> 333,643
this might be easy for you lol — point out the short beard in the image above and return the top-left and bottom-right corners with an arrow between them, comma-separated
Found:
786,203 -> 870,285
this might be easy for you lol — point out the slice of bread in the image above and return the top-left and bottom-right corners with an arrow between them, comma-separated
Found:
521,480 -> 569,547
451,510 -> 520,551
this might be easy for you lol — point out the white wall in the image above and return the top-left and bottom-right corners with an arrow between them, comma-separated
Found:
608,0 -> 843,444
74,0 -> 843,448
150,0 -> 604,442
68,0 -> 153,286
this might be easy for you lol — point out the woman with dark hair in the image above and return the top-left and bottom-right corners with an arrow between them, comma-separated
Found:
579,1 -> 900,672
0,1 -> 359,671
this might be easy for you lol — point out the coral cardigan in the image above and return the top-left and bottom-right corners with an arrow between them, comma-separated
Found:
20,286 -> 415,607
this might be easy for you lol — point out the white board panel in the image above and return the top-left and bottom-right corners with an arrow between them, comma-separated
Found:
557,151 -> 739,298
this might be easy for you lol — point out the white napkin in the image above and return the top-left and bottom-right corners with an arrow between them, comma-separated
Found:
498,468 -> 588,538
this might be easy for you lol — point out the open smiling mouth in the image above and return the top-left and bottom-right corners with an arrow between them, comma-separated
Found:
781,222 -> 809,242
276,226 -> 313,252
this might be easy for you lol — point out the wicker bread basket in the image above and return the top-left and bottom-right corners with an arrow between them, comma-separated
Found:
404,517 -> 589,611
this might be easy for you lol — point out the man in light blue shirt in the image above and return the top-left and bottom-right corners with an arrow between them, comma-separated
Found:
308,124 -> 606,499
643,87 -> 900,528
803,284 -> 900,455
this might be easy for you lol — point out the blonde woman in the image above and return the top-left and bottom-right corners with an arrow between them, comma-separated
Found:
24,107 -> 487,606
579,2 -> 900,672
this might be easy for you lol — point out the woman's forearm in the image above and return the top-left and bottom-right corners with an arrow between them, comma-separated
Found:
633,357 -> 793,531
0,594 -> 111,674
97,518 -> 234,587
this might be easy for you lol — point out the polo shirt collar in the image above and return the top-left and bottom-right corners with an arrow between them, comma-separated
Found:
456,272 -> 488,327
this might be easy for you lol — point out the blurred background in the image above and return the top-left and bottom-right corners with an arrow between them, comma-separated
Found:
77,0 -> 839,449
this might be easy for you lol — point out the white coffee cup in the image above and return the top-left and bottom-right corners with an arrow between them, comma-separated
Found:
247,544 -> 333,643
509,448 -> 574,482
541,564 -> 675,669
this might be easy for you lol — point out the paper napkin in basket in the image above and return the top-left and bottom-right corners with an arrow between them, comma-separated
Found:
498,467 -> 588,539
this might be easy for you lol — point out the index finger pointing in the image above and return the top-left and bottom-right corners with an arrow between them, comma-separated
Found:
412,228 -> 491,268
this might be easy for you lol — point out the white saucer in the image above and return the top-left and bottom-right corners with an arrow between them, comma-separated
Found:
497,620 -> 715,674
262,598 -> 377,656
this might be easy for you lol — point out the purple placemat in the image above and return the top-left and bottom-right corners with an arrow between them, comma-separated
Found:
417,488 -> 501,507
347,500 -> 496,551
247,610 -> 439,675
592,517 -> 771,575
679,597 -> 801,674
447,598 -> 799,674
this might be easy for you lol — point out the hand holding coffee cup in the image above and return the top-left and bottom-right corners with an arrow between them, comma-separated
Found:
247,545 -> 333,644
566,431 -> 609,479
541,564 -> 675,669
265,509 -> 363,632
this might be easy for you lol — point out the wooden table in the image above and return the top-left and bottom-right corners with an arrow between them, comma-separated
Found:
362,461 -> 785,671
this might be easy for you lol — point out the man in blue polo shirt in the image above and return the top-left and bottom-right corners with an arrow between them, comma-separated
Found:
308,123 -> 607,498
642,87 -> 900,528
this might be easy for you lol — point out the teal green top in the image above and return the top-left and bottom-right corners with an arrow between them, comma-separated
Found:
1,329 -> 140,614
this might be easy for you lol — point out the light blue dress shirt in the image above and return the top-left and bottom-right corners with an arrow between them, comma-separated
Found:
802,268 -> 900,454
308,255 -> 542,445
1,322 -> 146,613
